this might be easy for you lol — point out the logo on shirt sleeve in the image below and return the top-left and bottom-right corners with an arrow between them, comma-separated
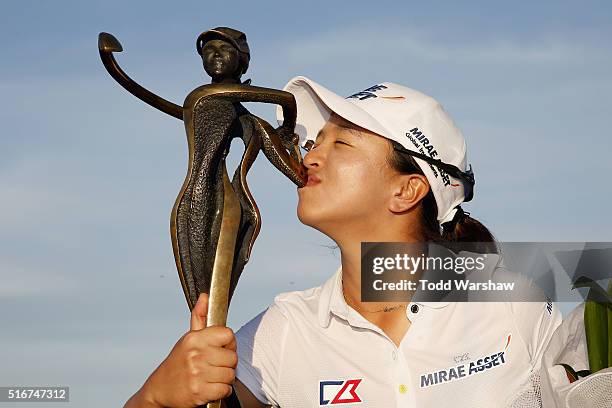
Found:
319,378 -> 362,405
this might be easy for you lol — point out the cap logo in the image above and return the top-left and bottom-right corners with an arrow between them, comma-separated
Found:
380,96 -> 406,100
405,128 -> 453,187
406,128 -> 439,159
346,84 -> 388,100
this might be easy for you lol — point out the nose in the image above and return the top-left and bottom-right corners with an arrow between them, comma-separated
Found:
210,47 -> 222,58
303,142 -> 324,170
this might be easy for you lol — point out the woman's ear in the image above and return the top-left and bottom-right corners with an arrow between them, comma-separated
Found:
388,174 -> 430,213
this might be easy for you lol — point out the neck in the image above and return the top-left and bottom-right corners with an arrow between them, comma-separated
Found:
336,228 -> 423,318
211,76 -> 241,84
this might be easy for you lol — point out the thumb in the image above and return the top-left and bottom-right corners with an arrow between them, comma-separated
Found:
190,292 -> 208,331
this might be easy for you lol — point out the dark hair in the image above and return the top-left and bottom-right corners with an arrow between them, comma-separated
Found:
386,140 -> 498,254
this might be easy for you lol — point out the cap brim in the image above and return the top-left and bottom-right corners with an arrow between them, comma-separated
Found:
276,76 -> 395,148
197,30 -> 239,54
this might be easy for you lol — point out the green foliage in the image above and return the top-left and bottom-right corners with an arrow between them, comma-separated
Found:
573,277 -> 612,374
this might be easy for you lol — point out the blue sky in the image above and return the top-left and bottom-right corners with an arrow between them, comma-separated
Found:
1,1 -> 611,406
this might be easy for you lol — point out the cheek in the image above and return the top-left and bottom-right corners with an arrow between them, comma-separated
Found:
229,56 -> 240,71
337,164 -> 389,210
297,158 -> 390,222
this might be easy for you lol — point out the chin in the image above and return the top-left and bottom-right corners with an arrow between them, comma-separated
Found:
205,67 -> 227,77
297,199 -> 323,226
296,200 -> 314,226
296,200 -> 340,238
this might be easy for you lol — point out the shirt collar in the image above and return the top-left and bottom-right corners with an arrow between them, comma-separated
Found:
318,266 -> 346,328
317,266 -> 451,328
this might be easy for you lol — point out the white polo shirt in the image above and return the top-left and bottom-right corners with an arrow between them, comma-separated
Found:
235,260 -> 562,408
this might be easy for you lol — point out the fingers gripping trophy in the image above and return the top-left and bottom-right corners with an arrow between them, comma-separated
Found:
98,27 -> 307,408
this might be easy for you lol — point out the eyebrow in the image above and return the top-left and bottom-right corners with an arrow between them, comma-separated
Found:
315,124 -> 364,141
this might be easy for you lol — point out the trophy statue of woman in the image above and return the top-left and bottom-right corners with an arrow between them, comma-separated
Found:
98,28 -> 307,330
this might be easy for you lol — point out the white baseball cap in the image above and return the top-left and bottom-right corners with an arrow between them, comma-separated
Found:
276,76 -> 475,225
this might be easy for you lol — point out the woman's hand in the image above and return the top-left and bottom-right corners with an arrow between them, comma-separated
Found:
126,293 -> 237,408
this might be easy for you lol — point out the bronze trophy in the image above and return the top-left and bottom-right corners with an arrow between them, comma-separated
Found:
98,27 -> 307,408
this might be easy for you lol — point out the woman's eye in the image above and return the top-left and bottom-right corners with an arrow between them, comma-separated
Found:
302,140 -> 349,151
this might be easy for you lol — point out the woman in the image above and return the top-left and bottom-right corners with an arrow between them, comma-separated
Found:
125,77 -> 561,408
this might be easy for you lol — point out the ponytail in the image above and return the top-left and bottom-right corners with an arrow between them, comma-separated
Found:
387,141 -> 498,254
440,206 -> 498,253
